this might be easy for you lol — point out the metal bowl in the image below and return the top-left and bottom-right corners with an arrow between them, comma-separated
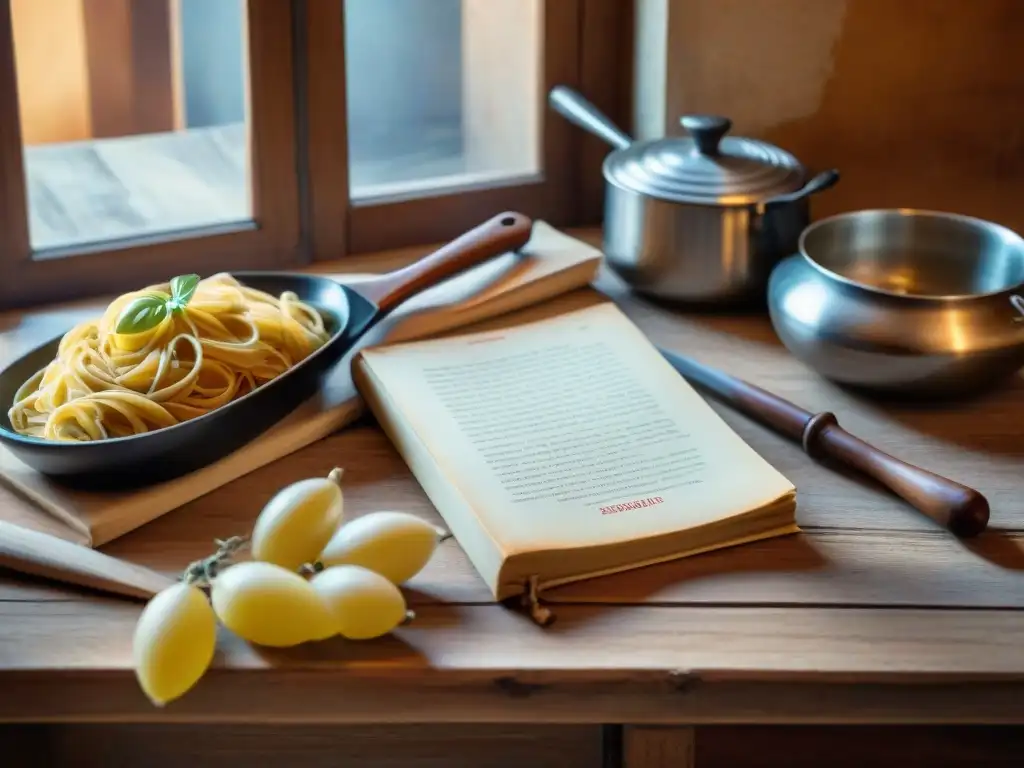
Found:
767,209 -> 1024,397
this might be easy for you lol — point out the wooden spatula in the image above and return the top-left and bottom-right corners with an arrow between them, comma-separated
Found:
0,521 -> 173,600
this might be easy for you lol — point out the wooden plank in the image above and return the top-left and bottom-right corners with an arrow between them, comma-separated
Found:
7,671 -> 1024,726
8,722 -> 1024,767
351,180 -> 570,254
302,0 -> 349,263
10,518 -> 1024,612
0,418 -> 1012,610
578,0 -> 634,225
0,2 -> 31,277
36,723 -> 602,768
5,600 -> 1024,679
696,724 -> 1024,768
624,726 -> 695,768
3,603 -> 1024,723
547,528 -> 1024,608
236,0 -> 297,248
95,424 -> 1024,610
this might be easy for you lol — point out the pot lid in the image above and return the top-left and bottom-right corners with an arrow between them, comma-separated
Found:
605,115 -> 805,205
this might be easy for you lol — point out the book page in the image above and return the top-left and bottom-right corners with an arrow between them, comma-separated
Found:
358,302 -> 796,553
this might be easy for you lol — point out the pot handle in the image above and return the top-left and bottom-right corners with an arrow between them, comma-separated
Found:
761,169 -> 841,211
549,85 -> 633,151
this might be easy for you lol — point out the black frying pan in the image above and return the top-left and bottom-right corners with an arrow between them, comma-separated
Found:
0,212 -> 533,490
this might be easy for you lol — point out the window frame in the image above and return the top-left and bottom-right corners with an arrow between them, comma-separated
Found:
300,0 -> 581,260
347,0 -> 582,256
301,0 -> 633,260
0,0 -> 633,310
0,0 -> 303,310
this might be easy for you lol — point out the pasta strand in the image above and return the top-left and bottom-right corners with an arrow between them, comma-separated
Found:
7,273 -> 331,442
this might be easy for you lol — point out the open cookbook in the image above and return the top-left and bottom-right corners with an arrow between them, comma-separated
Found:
0,222 -> 602,546
353,299 -> 799,603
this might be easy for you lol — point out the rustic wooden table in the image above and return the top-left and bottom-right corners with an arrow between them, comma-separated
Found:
1,234 -> 1023,767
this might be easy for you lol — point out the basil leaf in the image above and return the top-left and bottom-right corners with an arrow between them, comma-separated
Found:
169,273 -> 200,310
115,295 -> 170,335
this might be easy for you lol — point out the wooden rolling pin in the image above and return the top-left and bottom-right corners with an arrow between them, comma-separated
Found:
659,348 -> 990,537
0,521 -> 173,600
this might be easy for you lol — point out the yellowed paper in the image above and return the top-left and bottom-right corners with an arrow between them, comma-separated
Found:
358,302 -> 797,556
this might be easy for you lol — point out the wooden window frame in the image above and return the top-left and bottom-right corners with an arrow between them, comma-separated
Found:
0,0 -> 632,310
0,0 -> 302,310
301,0 -> 633,261
339,0 -> 581,256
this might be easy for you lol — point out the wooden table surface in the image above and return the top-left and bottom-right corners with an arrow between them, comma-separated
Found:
1,234 -> 1023,764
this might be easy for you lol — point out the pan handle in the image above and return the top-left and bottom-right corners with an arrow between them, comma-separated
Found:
760,169 -> 841,212
549,85 -> 633,151
357,212 -> 534,314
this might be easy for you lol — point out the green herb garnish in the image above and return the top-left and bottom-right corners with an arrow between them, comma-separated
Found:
168,273 -> 199,311
115,273 -> 200,335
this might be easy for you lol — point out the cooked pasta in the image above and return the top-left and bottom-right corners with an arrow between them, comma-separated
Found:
7,273 -> 331,442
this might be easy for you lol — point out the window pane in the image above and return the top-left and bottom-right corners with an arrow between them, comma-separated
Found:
344,0 -> 542,201
10,0 -> 250,253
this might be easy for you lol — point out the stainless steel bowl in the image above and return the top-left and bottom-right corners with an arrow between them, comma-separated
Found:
767,209 -> 1024,397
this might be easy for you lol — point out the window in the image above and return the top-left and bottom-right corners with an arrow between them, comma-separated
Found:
0,0 -> 300,308
346,0 -> 541,199
0,0 -> 629,309
18,0 -> 251,251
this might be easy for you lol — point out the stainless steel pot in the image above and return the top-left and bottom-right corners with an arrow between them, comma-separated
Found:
549,85 -> 840,303
767,209 -> 1024,398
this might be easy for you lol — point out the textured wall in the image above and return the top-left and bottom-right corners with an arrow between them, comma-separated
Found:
659,0 -> 1024,232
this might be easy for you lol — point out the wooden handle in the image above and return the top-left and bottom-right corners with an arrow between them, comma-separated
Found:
663,350 -> 809,442
803,413 -> 990,537
0,521 -> 174,600
658,348 -> 991,538
356,212 -> 534,313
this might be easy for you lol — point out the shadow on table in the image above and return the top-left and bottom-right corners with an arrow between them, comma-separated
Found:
963,528 -> 1024,570
527,524 -> 1024,632
244,631 -> 430,668
835,376 -> 1024,458
539,533 -> 828,610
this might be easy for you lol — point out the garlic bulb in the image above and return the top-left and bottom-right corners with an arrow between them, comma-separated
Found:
133,582 -> 217,706
318,510 -> 445,584
250,467 -> 345,570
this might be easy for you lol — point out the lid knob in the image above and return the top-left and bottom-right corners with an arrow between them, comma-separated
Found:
680,115 -> 732,156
